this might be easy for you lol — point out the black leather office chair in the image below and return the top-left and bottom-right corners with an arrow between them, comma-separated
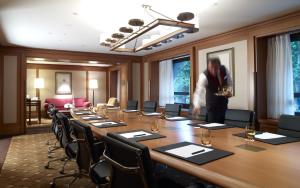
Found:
50,120 -> 110,187
46,104 -> 60,147
277,115 -> 300,138
126,100 -> 138,110
199,107 -> 207,121
224,109 -> 254,128
47,109 -> 63,158
104,133 -> 202,188
188,106 -> 207,121
165,104 -> 181,117
45,112 -> 77,175
143,101 -> 157,113
102,135 -> 155,188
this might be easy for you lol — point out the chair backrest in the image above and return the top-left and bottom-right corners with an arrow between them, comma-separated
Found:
103,134 -> 153,188
165,104 -> 181,117
127,100 -> 138,110
143,101 -> 157,113
51,109 -> 61,139
56,112 -> 73,148
107,97 -> 117,107
47,104 -> 56,118
224,109 -> 253,128
71,120 -> 101,173
278,115 -> 300,138
188,106 -> 207,121
199,106 -> 207,121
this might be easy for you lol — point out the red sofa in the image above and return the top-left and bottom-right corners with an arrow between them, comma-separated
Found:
44,97 -> 91,112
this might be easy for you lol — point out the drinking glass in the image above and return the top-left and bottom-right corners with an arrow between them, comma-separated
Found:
118,111 -> 125,123
245,124 -> 256,143
137,111 -> 143,121
201,128 -> 212,147
151,118 -> 160,133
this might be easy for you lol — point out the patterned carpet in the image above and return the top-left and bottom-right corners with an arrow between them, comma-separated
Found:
0,133 -> 95,188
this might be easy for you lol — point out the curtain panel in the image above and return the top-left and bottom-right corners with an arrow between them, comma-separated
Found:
266,34 -> 295,118
159,60 -> 174,106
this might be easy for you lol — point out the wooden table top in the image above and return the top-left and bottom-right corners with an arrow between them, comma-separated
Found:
71,109 -> 300,188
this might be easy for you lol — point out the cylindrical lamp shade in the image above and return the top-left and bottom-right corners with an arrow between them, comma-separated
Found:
34,78 -> 45,89
89,79 -> 98,89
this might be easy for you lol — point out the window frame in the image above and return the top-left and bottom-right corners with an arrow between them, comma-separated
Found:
172,56 -> 191,109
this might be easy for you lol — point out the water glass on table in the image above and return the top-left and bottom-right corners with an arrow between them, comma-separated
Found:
245,124 -> 256,143
201,128 -> 212,147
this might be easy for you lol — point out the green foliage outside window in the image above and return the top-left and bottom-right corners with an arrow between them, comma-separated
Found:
173,60 -> 190,105
291,40 -> 300,113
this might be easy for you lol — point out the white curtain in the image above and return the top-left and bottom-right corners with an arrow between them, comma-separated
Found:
266,34 -> 295,118
159,60 -> 174,106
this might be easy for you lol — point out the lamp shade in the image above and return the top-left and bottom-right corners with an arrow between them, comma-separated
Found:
89,79 -> 98,89
34,78 -> 44,89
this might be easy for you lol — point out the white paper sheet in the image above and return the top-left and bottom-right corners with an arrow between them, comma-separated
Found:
120,131 -> 152,138
166,117 -> 186,120
143,112 -> 161,116
82,116 -> 101,120
124,110 -> 139,112
199,123 -> 225,127
166,144 -> 213,158
255,132 -> 286,139
92,122 -> 117,126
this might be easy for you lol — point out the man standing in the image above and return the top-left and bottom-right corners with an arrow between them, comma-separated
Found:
193,57 -> 233,123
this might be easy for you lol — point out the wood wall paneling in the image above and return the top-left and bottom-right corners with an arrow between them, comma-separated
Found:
120,63 -> 129,108
140,62 -> 144,109
0,52 -> 3,132
2,46 -> 142,64
149,61 -> 159,102
109,71 -> 118,98
256,37 -> 268,120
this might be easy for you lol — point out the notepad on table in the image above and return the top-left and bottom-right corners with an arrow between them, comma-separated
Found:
165,144 -> 213,158
255,132 -> 286,140
143,112 -> 161,116
124,110 -> 139,112
81,116 -> 101,120
166,117 -> 186,120
120,131 -> 152,139
91,121 -> 117,126
198,123 -> 225,128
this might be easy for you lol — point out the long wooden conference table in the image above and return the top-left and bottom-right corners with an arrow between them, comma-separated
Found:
71,109 -> 300,188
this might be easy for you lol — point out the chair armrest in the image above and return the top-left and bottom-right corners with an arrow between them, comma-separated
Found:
90,160 -> 111,185
84,101 -> 92,107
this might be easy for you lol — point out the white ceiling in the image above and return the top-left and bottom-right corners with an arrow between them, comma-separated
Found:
0,0 -> 300,56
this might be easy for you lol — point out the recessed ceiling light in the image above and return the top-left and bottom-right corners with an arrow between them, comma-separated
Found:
89,61 -> 98,64
33,58 -> 45,61
73,12 -> 78,16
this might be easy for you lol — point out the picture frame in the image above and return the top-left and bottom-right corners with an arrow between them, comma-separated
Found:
207,48 -> 235,95
55,72 -> 72,95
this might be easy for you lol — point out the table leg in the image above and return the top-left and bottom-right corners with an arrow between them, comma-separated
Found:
29,104 -> 31,125
38,102 -> 41,124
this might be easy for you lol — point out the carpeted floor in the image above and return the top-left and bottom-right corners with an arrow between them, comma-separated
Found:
0,133 -> 95,188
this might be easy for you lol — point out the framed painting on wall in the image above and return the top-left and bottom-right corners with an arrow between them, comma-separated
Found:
55,72 -> 72,95
207,48 -> 235,95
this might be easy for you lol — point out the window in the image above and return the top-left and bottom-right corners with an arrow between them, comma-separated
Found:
291,33 -> 300,116
172,56 -> 190,108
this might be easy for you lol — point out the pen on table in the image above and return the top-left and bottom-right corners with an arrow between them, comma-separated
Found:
191,149 -> 205,155
134,134 -> 147,137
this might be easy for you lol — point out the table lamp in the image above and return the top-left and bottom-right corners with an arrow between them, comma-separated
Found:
89,79 -> 98,106
34,78 -> 44,100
